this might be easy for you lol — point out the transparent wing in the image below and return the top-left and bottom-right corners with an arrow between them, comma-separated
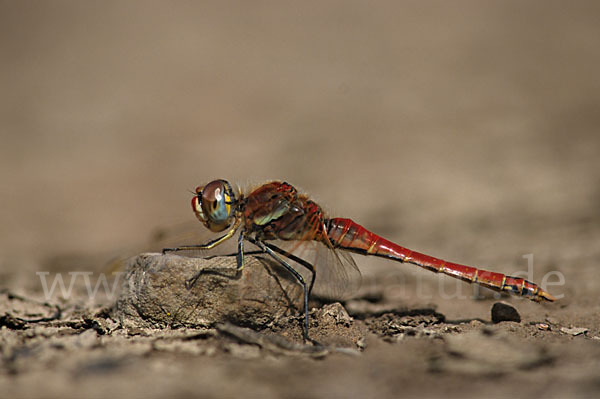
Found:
264,239 -> 362,300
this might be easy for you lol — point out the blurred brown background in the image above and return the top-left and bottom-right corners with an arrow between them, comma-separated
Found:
2,0 -> 597,260
1,1 -> 600,397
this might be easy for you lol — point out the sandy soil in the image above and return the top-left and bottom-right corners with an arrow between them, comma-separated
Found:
1,1 -> 600,398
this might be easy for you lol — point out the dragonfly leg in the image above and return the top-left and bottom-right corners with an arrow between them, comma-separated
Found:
236,230 -> 245,271
179,225 -> 244,289
247,237 -> 311,341
202,249 -> 265,260
261,242 -> 317,298
162,219 -> 241,254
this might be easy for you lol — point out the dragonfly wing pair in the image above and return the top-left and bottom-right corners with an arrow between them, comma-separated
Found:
269,239 -> 361,300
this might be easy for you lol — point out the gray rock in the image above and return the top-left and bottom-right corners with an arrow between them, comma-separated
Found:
112,253 -> 303,330
560,327 -> 588,336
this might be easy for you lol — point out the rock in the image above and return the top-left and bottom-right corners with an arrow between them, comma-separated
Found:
491,301 -> 521,323
560,327 -> 588,336
112,253 -> 303,330
536,323 -> 551,331
0,313 -> 27,330
315,303 -> 353,327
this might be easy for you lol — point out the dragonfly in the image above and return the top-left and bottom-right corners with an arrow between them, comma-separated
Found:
163,179 -> 556,340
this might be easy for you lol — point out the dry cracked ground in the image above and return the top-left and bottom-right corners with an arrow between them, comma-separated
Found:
2,231 -> 600,399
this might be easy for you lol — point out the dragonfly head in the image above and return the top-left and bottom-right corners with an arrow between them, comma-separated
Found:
192,179 -> 238,232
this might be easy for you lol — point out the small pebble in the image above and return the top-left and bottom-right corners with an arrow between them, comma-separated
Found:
443,326 -> 461,333
560,327 -> 588,336
536,323 -> 550,331
356,336 -> 366,350
491,302 -> 521,323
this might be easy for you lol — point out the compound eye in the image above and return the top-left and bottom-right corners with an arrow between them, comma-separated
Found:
199,180 -> 235,231
201,181 -> 224,208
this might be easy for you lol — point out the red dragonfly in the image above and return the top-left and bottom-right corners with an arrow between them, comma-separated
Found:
163,179 -> 556,339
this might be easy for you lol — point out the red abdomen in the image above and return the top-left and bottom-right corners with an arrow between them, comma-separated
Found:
326,218 -> 556,302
